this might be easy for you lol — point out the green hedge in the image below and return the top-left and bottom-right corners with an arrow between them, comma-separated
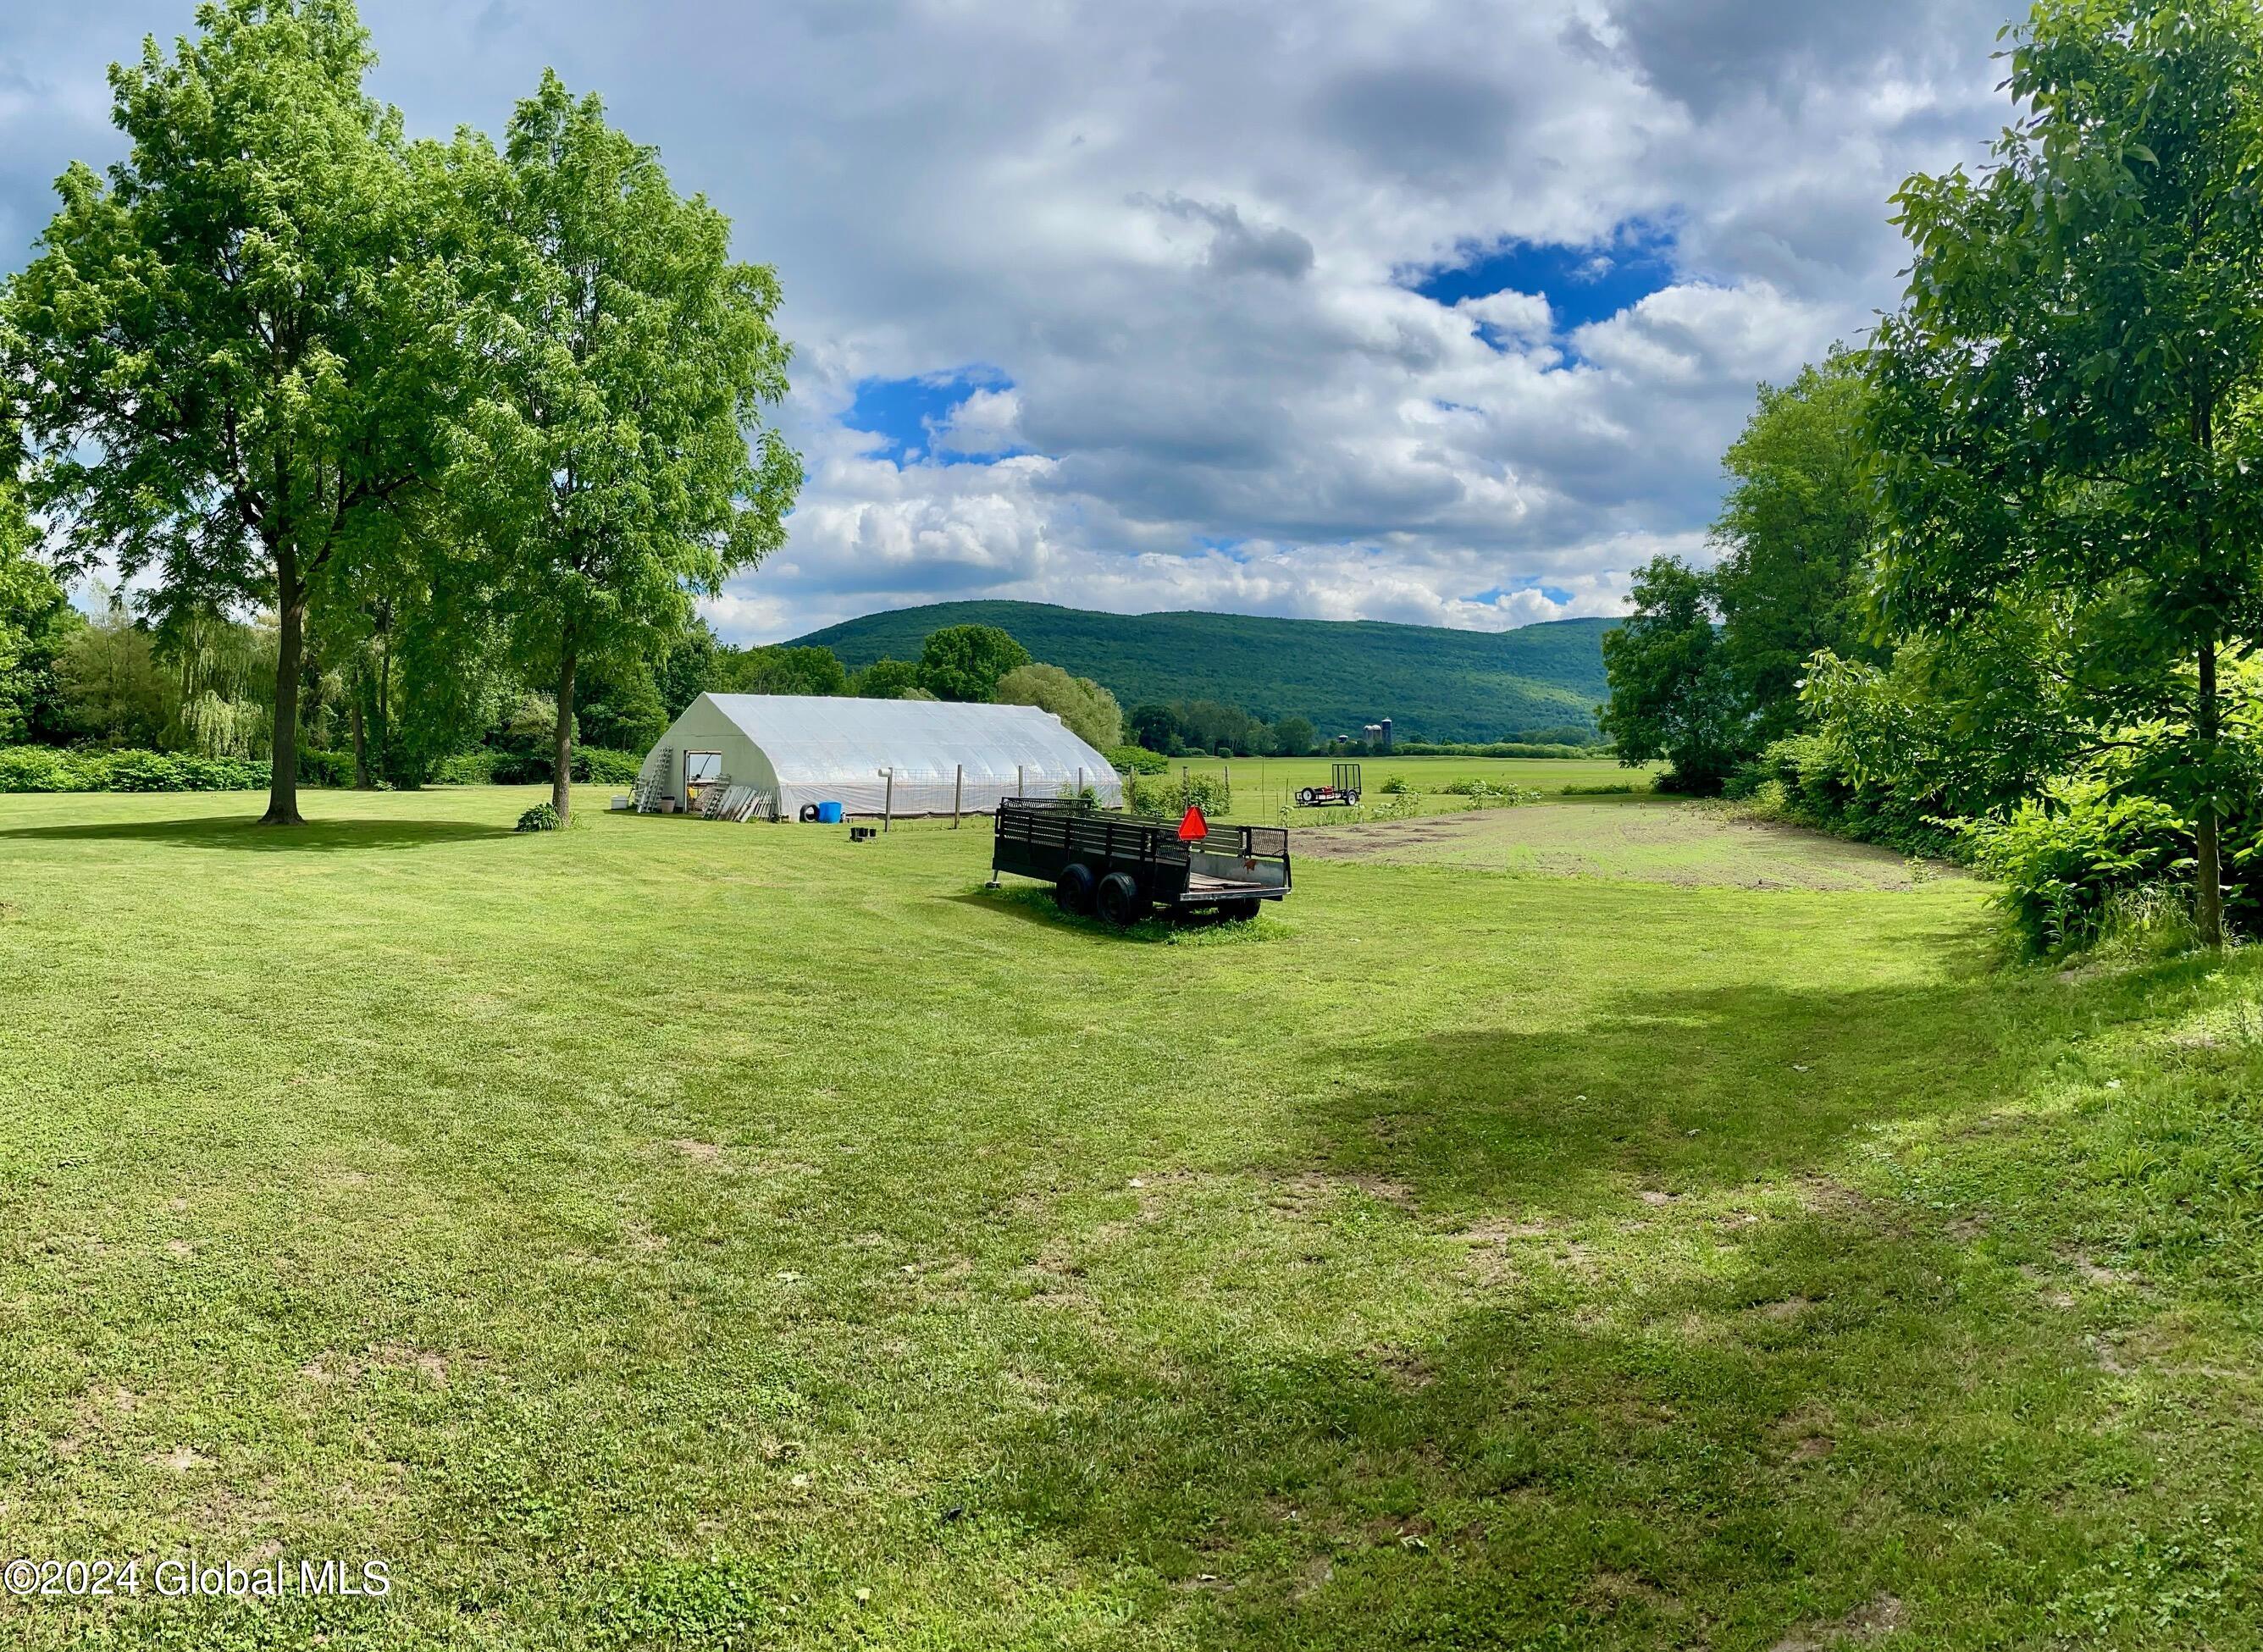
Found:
429,747 -> 645,786
0,748 -> 270,793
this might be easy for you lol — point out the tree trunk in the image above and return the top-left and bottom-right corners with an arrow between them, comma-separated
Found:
551,642 -> 578,825
2196,635 -> 2224,948
351,669 -> 369,789
262,549 -> 307,826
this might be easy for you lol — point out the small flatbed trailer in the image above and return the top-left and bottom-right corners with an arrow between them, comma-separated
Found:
1296,761 -> 1363,808
992,798 -> 1292,925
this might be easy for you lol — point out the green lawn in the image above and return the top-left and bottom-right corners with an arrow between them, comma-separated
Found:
2,785 -> 2260,1649
1170,754 -> 1646,822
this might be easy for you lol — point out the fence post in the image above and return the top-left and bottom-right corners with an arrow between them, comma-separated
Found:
1077,765 -> 1085,798
1017,763 -> 1025,799
953,764 -> 963,828
881,766 -> 894,833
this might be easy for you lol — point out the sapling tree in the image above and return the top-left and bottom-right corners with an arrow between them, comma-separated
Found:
1869,0 -> 2263,944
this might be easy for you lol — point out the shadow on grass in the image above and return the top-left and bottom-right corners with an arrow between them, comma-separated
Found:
972,1191 -> 2127,1649
0,815 -> 516,854
1267,959 -> 2176,1218
944,884 -> 1277,945
962,957 -> 2241,1647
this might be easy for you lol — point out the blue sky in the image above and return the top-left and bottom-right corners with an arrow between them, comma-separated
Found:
0,0 -> 2015,642
1410,223 -> 1682,337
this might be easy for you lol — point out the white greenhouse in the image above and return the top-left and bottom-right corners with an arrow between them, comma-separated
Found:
632,693 -> 1124,820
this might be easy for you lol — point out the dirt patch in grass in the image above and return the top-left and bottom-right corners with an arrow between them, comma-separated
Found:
1297,800 -> 1947,891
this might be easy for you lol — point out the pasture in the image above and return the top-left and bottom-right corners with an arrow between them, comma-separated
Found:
2,780 -> 2260,1649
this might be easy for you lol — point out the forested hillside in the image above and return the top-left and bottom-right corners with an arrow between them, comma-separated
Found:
793,601 -> 1611,743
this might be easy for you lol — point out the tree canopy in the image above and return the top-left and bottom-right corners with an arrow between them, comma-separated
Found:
451,70 -> 799,822
992,662 -> 1124,749
3,0 -> 462,822
917,623 -> 1030,703
1869,0 -> 2263,943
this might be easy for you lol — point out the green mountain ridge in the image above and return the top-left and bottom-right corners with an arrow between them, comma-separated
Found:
788,600 -> 1614,743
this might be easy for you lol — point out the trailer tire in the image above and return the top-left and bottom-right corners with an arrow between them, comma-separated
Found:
797,804 -> 820,822
1219,898 -> 1261,923
1095,872 -> 1144,928
1297,787 -> 1316,805
1055,862 -> 1097,915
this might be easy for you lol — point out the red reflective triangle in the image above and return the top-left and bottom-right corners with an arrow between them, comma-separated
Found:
1177,804 -> 1209,842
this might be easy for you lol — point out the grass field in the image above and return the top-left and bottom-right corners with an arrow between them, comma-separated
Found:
3,782 -> 2261,1649
1170,754 -> 1647,823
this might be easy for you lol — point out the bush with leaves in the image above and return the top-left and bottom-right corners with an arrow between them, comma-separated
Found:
1125,771 -> 1229,822
1963,782 -> 2196,956
1108,744 -> 1169,776
516,802 -> 562,832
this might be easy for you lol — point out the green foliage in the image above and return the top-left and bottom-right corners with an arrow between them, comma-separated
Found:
3,0 -> 469,821
711,644 -> 847,698
849,656 -> 924,699
514,801 -> 562,832
0,746 -> 268,792
575,748 -> 643,786
1869,0 -> 2263,941
453,69 -> 800,823
296,749 -> 354,788
54,596 -> 167,748
795,599 -> 1611,743
1395,740 -> 1599,758
429,748 -> 505,786
1963,781 -> 2197,956
1440,777 -> 1541,808
1270,715 -> 1317,756
1378,774 -> 1414,794
1598,556 -> 1745,793
1711,351 -> 1888,743
1124,770 -> 1230,821
0,461 -> 68,746
1108,744 -> 1169,775
992,661 -> 1124,749
916,623 -> 1030,703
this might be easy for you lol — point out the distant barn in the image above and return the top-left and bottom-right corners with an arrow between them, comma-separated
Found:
634,694 -> 1124,820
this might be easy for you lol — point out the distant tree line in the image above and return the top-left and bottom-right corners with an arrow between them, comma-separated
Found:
1601,0 -> 2263,951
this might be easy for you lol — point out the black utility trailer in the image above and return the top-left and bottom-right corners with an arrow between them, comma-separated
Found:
992,798 -> 1292,925
1296,761 -> 1363,808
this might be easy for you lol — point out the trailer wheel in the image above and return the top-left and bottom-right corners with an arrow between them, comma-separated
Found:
1055,862 -> 1097,915
1095,872 -> 1144,928
1297,787 -> 1316,805
1219,898 -> 1261,923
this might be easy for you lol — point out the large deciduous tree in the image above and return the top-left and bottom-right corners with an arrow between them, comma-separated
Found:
992,661 -> 1124,749
916,623 -> 1029,703
456,71 -> 799,825
1870,0 -> 2263,946
1598,556 -> 1745,792
2,0 -> 462,824
1712,351 -> 1888,744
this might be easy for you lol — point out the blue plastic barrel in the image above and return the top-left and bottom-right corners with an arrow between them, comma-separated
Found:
816,801 -> 844,824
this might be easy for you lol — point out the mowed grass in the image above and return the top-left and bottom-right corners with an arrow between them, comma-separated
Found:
1,785 -> 2260,1649
1171,754 -> 1646,821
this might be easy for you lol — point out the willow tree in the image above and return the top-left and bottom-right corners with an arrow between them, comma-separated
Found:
2,0 -> 463,824
454,72 -> 800,824
1870,0 -> 2263,944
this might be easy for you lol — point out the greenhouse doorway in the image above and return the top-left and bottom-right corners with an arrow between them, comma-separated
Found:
683,750 -> 723,813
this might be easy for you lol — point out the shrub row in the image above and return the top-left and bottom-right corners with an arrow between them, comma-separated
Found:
0,747 -> 270,793
429,748 -> 644,787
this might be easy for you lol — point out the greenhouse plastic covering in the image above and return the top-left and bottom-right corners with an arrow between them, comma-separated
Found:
640,693 -> 1123,819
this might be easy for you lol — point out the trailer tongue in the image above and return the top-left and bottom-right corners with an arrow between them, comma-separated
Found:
991,798 -> 1292,926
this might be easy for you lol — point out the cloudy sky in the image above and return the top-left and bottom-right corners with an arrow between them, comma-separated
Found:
0,0 -> 2017,643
